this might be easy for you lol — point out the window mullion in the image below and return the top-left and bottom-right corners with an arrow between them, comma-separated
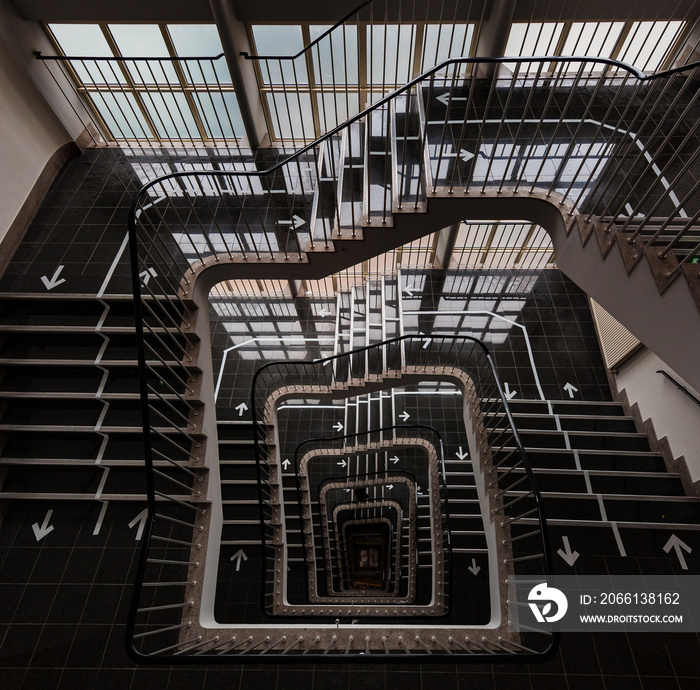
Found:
159,25 -> 210,142
100,24 -> 162,142
301,24 -> 322,139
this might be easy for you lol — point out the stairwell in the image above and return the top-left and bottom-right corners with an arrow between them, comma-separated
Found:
0,52 -> 699,663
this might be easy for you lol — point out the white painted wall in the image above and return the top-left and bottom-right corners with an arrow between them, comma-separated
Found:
616,347 -> 700,486
0,0 -> 77,241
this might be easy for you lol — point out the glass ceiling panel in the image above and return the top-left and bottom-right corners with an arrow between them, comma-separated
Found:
558,21 -> 626,74
367,24 -> 415,87
167,24 -> 232,84
505,22 -> 565,57
108,24 -> 170,57
561,21 -> 625,62
251,25 -> 308,85
266,92 -> 314,141
48,24 -> 117,84
108,25 -> 177,84
309,24 -> 359,85
421,23 -> 474,72
49,24 -> 112,56
617,21 -> 685,73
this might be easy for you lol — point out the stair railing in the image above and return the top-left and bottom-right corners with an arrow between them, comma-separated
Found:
249,334 -> 555,654
292,424 -> 450,606
125,53 -> 700,662
127,55 -> 700,284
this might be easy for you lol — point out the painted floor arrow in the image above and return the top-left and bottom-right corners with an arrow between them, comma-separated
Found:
41,266 -> 66,291
468,558 -> 481,575
128,509 -> 148,541
337,459 -> 347,468
399,411 -> 410,422
282,459 -> 291,470
390,455 -> 399,464
455,446 -> 468,460
664,534 -> 692,570
563,382 -> 579,399
231,548 -> 248,571
278,214 -> 306,228
235,402 -> 248,417
333,422 -> 344,432
557,536 -> 580,566
503,382 -> 517,400
139,267 -> 158,286
436,93 -> 470,106
318,308 -> 332,317
32,509 -> 55,541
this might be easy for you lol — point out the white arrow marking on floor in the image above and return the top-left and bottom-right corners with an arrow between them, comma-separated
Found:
231,548 -> 248,571
399,411 -> 410,422
235,402 -> 248,417
390,456 -> 400,465
468,559 -> 481,576
386,484 -> 393,490
319,308 -> 331,317
93,501 -> 108,536
403,285 -> 417,297
664,534 -> 692,571
563,382 -> 579,399
40,266 -> 66,291
138,267 -> 158,286
32,510 -> 55,541
455,447 -> 468,460
557,536 -> 580,566
459,149 -> 474,162
337,459 -> 347,468
278,215 -> 306,228
322,359 -> 332,367
503,382 -> 517,400
436,93 -> 470,105
282,459 -> 290,470
419,331 -> 432,349
128,509 -> 148,540
333,422 -> 344,432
